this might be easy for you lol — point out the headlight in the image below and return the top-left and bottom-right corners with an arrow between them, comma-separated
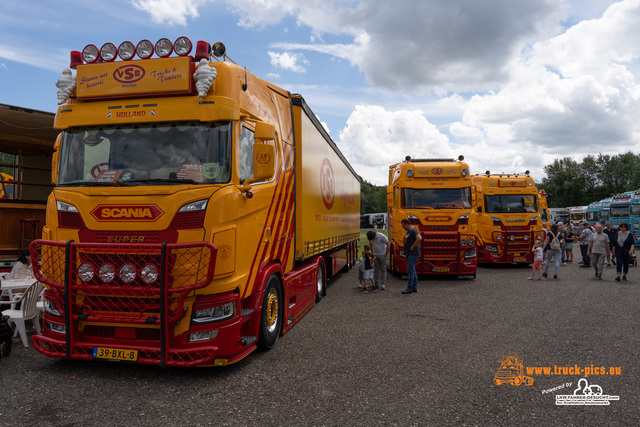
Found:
486,245 -> 498,252
192,301 -> 235,324
140,264 -> 159,284
496,234 -> 503,241
468,238 -> 476,246
44,300 -> 61,317
179,199 -> 208,212
460,238 -> 468,247
57,201 -> 79,212
78,263 -> 95,282
465,249 -> 476,258
119,264 -> 137,284
523,235 -> 530,241
98,264 -> 116,283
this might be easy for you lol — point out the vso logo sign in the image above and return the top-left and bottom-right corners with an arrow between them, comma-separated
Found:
113,65 -> 145,83
320,158 -> 335,210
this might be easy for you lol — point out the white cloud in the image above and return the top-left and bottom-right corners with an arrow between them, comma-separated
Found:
338,106 -> 452,185
267,51 -> 309,73
130,0 -> 209,26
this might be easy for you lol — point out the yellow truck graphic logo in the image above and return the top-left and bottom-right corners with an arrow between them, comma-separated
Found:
494,353 -> 534,386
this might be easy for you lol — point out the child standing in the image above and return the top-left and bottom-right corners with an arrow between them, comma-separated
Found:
358,252 -> 366,288
529,240 -> 543,280
360,245 -> 376,292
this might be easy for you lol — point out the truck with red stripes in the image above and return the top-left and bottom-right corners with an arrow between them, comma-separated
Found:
386,156 -> 478,278
31,38 -> 360,367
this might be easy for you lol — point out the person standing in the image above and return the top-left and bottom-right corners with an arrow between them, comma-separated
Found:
528,240 -> 544,280
564,225 -> 575,263
360,245 -> 376,292
578,222 -> 593,267
602,222 -> 615,267
612,222 -> 635,281
367,230 -> 390,290
401,219 -> 422,294
542,224 -> 563,279
587,224 -> 610,280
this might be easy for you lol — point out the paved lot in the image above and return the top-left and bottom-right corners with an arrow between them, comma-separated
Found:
1,261 -> 639,426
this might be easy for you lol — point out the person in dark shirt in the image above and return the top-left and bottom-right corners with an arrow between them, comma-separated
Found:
401,219 -> 422,294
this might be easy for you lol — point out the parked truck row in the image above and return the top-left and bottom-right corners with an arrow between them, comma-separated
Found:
26,37 -> 554,367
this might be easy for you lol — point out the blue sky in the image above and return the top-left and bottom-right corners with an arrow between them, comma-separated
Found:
0,0 -> 635,185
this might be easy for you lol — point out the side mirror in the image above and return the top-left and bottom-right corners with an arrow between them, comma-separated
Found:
240,142 -> 276,193
51,133 -> 62,185
254,121 -> 275,142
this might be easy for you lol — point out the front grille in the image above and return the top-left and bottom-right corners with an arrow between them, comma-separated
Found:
79,229 -> 178,243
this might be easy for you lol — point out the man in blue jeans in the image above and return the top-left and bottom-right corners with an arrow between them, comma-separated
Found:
401,219 -> 422,294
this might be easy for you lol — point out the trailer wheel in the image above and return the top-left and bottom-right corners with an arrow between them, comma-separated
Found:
257,275 -> 283,351
315,261 -> 326,303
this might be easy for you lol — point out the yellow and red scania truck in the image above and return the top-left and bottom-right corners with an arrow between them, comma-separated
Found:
472,172 -> 545,264
31,37 -> 360,367
386,156 -> 478,278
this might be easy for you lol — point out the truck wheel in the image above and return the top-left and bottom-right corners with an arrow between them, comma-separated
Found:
513,377 -> 522,386
257,275 -> 283,350
315,261 -> 326,303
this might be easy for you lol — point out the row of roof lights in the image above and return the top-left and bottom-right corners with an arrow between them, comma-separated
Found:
73,37 -> 195,68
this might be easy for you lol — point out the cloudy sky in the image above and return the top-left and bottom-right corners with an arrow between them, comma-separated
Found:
0,0 -> 637,185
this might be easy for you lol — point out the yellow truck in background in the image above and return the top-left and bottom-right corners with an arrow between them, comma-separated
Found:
387,156 -> 478,278
31,38 -> 360,367
472,172 -> 545,264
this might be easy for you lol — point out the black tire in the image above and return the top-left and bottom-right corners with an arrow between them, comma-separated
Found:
257,275 -> 283,351
315,261 -> 326,303
1,339 -> 12,358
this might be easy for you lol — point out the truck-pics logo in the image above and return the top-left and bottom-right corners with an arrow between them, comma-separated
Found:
494,353 -> 534,386
113,65 -> 145,83
91,204 -> 164,221
320,158 -> 335,210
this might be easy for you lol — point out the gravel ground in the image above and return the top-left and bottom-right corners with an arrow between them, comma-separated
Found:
1,260 -> 639,426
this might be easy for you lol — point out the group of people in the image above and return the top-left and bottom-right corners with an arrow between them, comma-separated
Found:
529,220 -> 635,281
359,219 -> 421,294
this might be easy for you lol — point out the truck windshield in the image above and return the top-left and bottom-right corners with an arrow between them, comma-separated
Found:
58,121 -> 232,186
485,195 -> 537,213
610,205 -> 629,218
402,188 -> 471,209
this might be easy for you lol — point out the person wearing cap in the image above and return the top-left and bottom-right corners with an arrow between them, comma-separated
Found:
578,222 -> 593,267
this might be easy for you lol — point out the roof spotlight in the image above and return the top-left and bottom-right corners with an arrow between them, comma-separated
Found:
174,36 -> 192,56
155,38 -> 173,57
100,43 -> 118,62
118,41 -> 135,60
136,39 -> 154,59
212,42 -> 226,58
82,44 -> 99,63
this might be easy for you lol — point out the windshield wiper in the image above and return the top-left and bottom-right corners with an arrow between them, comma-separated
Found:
61,181 -> 124,187
124,178 -> 199,185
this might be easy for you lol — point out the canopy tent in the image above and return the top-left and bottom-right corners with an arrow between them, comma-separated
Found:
0,103 -> 57,156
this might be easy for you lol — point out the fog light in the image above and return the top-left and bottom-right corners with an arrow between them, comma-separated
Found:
119,264 -> 137,283
486,245 -> 498,252
78,263 -> 95,282
468,238 -> 476,246
523,235 -> 530,241
188,330 -> 219,342
47,322 -> 66,334
465,249 -> 477,258
98,263 -> 116,283
140,264 -> 159,284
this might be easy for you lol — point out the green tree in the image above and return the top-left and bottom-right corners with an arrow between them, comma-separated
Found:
360,180 -> 387,214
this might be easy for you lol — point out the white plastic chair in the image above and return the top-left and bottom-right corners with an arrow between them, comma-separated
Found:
1,281 -> 44,347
